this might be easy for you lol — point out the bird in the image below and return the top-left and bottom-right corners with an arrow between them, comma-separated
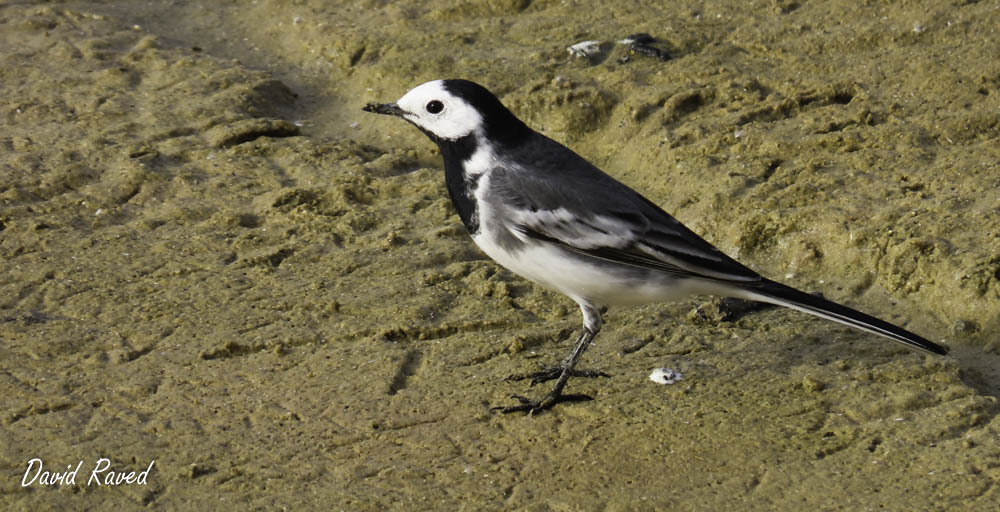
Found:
361,79 -> 948,414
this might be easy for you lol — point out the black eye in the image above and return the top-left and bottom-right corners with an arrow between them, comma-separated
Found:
425,100 -> 444,114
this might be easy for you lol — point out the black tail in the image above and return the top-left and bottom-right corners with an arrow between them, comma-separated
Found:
740,279 -> 947,355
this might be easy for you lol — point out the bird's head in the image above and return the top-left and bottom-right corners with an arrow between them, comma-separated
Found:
363,79 -> 528,145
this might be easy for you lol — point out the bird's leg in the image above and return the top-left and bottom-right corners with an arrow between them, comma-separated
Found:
505,306 -> 612,385
494,328 -> 599,414
504,365 -> 609,386
494,304 -> 606,414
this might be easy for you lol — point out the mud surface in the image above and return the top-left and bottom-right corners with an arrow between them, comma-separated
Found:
2,1 -> 999,509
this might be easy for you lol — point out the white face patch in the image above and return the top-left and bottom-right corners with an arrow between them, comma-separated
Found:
396,80 -> 484,140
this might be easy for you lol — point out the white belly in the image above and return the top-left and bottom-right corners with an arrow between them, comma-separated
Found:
471,231 -> 720,307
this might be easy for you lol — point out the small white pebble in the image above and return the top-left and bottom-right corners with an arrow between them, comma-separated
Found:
567,40 -> 602,58
649,367 -> 684,385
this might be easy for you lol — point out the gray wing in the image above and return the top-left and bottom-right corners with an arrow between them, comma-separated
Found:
490,134 -> 762,283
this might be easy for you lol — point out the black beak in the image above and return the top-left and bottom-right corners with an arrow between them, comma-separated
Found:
362,102 -> 405,117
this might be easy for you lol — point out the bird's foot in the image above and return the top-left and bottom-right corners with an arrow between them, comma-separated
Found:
505,367 -> 610,386
491,392 -> 594,415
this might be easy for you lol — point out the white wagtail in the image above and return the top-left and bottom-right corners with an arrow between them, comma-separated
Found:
362,79 -> 948,414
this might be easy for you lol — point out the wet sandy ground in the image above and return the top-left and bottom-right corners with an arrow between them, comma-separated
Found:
1,0 -> 999,509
